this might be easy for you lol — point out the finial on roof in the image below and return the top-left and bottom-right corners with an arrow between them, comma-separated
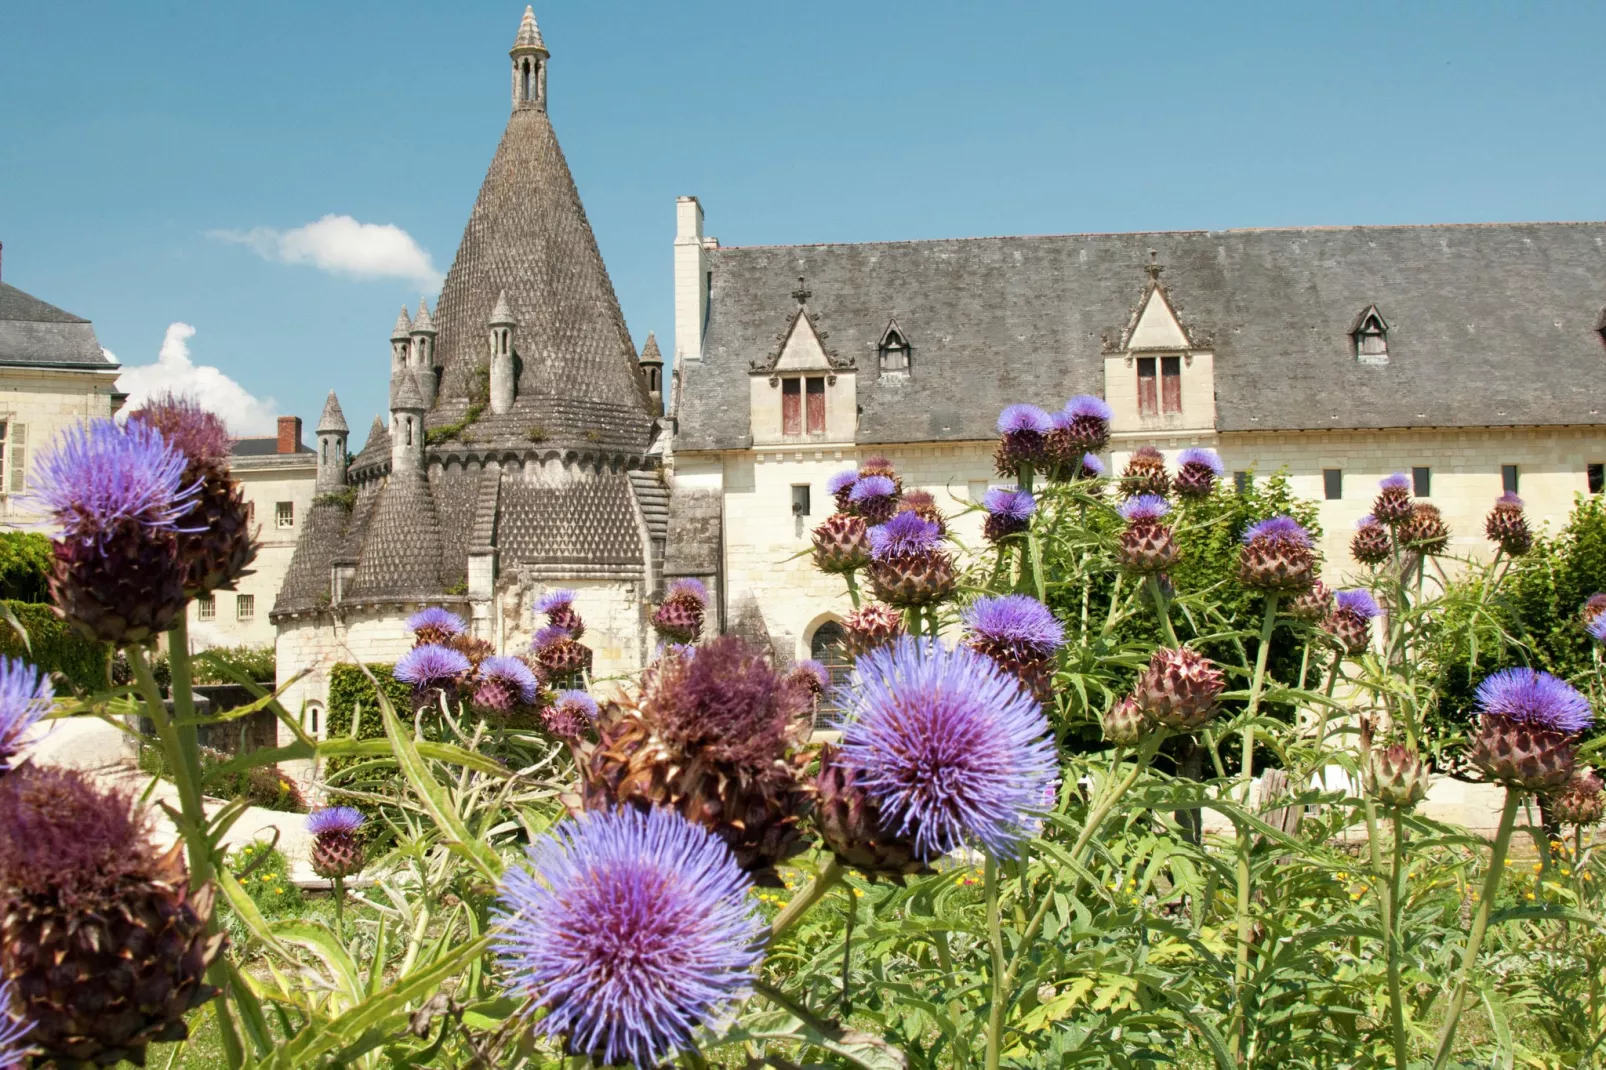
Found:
1145,250 -> 1163,280
791,277 -> 812,306
391,306 -> 413,340
317,391 -> 349,434
411,299 -> 436,335
638,331 -> 663,365
489,290 -> 516,326
512,6 -> 547,54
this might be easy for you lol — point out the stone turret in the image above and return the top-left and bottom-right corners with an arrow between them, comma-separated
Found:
390,307 -> 412,375
510,6 -> 548,112
315,391 -> 349,492
389,370 -> 426,472
638,331 -> 664,413
488,290 -> 517,415
410,300 -> 438,408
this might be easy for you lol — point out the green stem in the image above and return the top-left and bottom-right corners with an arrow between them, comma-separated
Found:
844,570 -> 862,611
771,857 -> 845,938
333,875 -> 346,944
1431,790 -> 1523,1070
1386,810 -> 1409,1070
840,889 -> 855,1016
1229,592 -> 1280,1060
934,934 -> 970,1067
984,853 -> 1005,1070
1145,573 -> 1180,648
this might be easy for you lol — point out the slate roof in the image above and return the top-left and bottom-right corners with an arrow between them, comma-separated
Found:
317,392 -> 348,434
0,282 -> 114,368
497,470 -> 645,568
231,437 -> 314,457
679,221 -> 1606,449
349,470 -> 446,600
272,501 -> 348,615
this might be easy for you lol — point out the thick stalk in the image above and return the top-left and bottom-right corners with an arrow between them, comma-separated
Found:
333,875 -> 347,944
933,934 -> 970,1067
771,857 -> 845,938
984,854 -> 1006,1070
1145,573 -> 1180,648
1386,811 -> 1409,1070
1431,790 -> 1522,1070
840,890 -> 855,1015
844,570 -> 862,611
1229,592 -> 1280,1060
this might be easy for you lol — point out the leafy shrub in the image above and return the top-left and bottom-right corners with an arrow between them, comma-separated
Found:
192,644 -> 275,684
326,662 -> 412,741
0,531 -> 52,602
226,840 -> 303,917
0,599 -> 110,691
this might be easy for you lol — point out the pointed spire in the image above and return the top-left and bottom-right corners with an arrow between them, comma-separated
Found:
488,289 -> 516,326
638,332 -> 663,366
390,369 -> 425,412
317,391 -> 348,434
411,299 -> 436,335
512,6 -> 547,54
391,306 -> 413,340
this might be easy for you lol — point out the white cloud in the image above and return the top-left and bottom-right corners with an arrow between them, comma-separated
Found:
116,323 -> 280,436
209,214 -> 443,289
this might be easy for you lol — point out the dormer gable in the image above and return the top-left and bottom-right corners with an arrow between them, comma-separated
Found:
1102,258 -> 1213,354
1594,306 -> 1606,348
876,318 -> 912,376
1351,304 -> 1390,365
746,279 -> 857,445
749,278 -> 854,380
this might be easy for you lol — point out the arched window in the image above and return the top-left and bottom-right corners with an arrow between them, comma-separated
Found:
406,417 -> 413,447
809,621 -> 852,727
522,60 -> 533,101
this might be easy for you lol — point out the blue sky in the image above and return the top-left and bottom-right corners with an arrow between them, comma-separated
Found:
2,1 -> 1602,437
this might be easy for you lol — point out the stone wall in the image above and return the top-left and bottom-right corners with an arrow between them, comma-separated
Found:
0,367 -> 119,528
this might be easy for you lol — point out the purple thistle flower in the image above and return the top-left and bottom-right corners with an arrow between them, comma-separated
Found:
983,487 -> 1035,522
393,644 -> 471,690
536,589 -> 576,615
1117,494 -> 1170,523
826,469 -> 859,496
1079,453 -> 1106,478
32,418 -> 199,543
790,659 -> 831,692
1475,668 -> 1594,735
553,689 -> 599,722
1334,589 -> 1382,619
493,807 -> 765,1069
1589,614 -> 1606,644
0,657 -> 52,774
1063,395 -> 1114,422
0,979 -> 31,1069
962,595 -> 1065,659
1177,447 -> 1225,476
666,577 -> 708,605
1242,515 -> 1313,547
1497,492 -> 1524,508
1380,473 -> 1411,492
996,404 -> 1054,436
128,393 -> 233,468
533,624 -> 573,650
839,637 -> 1058,859
305,806 -> 365,836
406,607 -> 465,638
848,474 -> 897,504
868,512 -> 942,560
479,656 -> 540,705
1356,514 -> 1381,529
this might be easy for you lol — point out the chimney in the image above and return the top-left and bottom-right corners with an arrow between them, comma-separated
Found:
276,415 -> 302,454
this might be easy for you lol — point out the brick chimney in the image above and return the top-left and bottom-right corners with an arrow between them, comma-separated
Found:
276,416 -> 302,454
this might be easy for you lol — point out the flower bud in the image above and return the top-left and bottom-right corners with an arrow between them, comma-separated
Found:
1363,743 -> 1429,810
1116,495 -> 1179,574
1134,648 -> 1224,730
1102,695 -> 1149,746
1485,493 -> 1532,556
811,513 -> 872,574
1120,446 -> 1170,498
1372,473 -> 1415,526
1351,515 -> 1392,566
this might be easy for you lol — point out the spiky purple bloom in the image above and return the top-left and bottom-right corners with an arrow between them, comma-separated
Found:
848,474 -> 897,504
868,512 -> 942,560
665,577 -> 708,606
1357,514 -> 1380,529
0,657 -> 52,774
1177,448 -> 1225,476
493,807 -> 765,1069
996,404 -> 1054,436
533,624 -> 574,650
1335,589 -> 1381,619
1063,395 -> 1114,422
393,644 -> 471,690
839,637 -> 1058,859
1117,495 -> 1170,523
790,659 -> 831,692
1589,614 -> 1606,644
1475,668 -> 1594,735
983,487 -> 1035,522
536,589 -> 576,615
0,979 -> 31,1070
479,656 -> 540,705
305,806 -> 365,836
128,394 -> 232,468
1381,473 -> 1411,492
1079,453 -> 1106,478
1497,492 -> 1523,509
553,689 -> 599,723
962,595 -> 1065,660
32,419 -> 198,543
1242,515 -> 1313,547
825,469 -> 859,496
406,607 -> 465,639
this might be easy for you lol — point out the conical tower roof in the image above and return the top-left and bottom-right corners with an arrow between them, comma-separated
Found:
639,331 -> 663,366
391,369 -> 425,412
512,6 -> 546,53
428,72 -> 653,444
317,390 -> 348,433
391,306 -> 413,340
411,300 -> 436,335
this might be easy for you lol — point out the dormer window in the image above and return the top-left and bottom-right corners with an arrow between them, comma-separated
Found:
1352,306 -> 1389,364
781,376 -> 826,436
878,321 -> 911,375
1136,356 -> 1182,416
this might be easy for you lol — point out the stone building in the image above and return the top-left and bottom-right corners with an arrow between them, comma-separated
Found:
272,8 -> 665,727
0,255 -> 123,528
667,201 -> 1606,671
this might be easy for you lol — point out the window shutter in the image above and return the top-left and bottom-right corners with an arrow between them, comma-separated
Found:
8,425 -> 26,493
781,378 -> 802,435
1136,358 -> 1158,416
805,377 -> 826,434
1161,357 -> 1182,414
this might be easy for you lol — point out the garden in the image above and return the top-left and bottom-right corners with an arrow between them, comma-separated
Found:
3,393 -> 1606,1068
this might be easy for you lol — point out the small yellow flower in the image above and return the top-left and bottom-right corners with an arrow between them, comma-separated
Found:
1336,871 -> 1348,880
1505,859 -> 1514,867
1526,892 -> 1536,900
1350,892 -> 1362,901
1533,862 -> 1544,873
853,888 -> 864,897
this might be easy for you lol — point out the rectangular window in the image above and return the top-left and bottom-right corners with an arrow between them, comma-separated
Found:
275,501 -> 294,528
1233,471 -> 1252,495
1412,467 -> 1431,497
1323,469 -> 1343,500
1590,463 -> 1604,495
5,422 -> 24,494
1501,465 -> 1519,495
781,378 -> 802,436
196,595 -> 216,621
1161,356 -> 1182,414
791,484 -> 811,517
805,376 -> 826,434
1136,358 -> 1158,416
236,594 -> 255,621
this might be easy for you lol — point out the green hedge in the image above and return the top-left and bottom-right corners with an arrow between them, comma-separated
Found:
0,600 -> 110,692
327,662 -> 412,740
0,532 -> 52,603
